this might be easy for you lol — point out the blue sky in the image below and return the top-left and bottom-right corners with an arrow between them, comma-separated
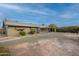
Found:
0,3 -> 79,27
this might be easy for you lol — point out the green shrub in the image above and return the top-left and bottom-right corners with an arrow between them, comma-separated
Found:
0,47 -> 11,56
56,26 -> 79,33
29,29 -> 35,34
19,31 -> 26,36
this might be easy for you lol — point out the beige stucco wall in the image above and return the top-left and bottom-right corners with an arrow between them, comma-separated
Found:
7,26 -> 32,36
40,28 -> 48,32
24,28 -> 31,34
7,26 -> 49,36
7,27 -> 19,36
30,28 -> 38,33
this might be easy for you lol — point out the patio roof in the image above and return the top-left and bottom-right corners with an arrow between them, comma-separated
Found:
5,20 -> 49,28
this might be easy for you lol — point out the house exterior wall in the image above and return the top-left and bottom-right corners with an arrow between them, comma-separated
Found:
3,20 -> 50,36
7,26 -> 31,36
6,26 -> 39,36
24,27 -> 31,34
5,26 -> 50,37
7,26 -> 19,36
30,28 -> 38,33
40,28 -> 49,32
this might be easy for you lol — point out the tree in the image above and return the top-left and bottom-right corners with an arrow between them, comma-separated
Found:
56,26 -> 79,33
49,24 -> 57,32
42,24 -> 45,26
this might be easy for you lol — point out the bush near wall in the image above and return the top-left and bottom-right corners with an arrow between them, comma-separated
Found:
19,31 -> 26,36
28,28 -> 36,34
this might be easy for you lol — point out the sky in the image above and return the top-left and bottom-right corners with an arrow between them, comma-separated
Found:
0,3 -> 79,27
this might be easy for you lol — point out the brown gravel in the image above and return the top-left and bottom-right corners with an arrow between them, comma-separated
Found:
8,37 -> 79,56
1,32 -> 79,56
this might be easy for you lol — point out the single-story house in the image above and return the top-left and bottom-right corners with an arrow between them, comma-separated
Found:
3,20 -> 51,36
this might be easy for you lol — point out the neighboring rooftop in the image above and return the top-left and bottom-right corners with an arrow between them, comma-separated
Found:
4,20 -> 49,28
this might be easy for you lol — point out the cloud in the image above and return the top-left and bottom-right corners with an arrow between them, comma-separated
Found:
0,4 -> 22,11
0,12 -> 4,20
0,4 -> 57,16
24,8 -> 49,15
59,12 -> 78,19
0,12 -> 3,16
59,4 -> 79,19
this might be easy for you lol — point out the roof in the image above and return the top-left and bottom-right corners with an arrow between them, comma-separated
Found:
5,20 -> 49,28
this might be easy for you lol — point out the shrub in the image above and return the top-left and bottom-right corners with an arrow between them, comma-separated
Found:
56,26 -> 79,33
0,47 -> 11,56
19,31 -> 26,36
29,28 -> 35,34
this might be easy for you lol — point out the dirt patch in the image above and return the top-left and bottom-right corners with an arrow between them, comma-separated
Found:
64,33 -> 79,40
8,37 -> 79,56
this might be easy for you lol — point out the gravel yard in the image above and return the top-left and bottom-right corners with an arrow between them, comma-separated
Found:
0,32 -> 79,56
